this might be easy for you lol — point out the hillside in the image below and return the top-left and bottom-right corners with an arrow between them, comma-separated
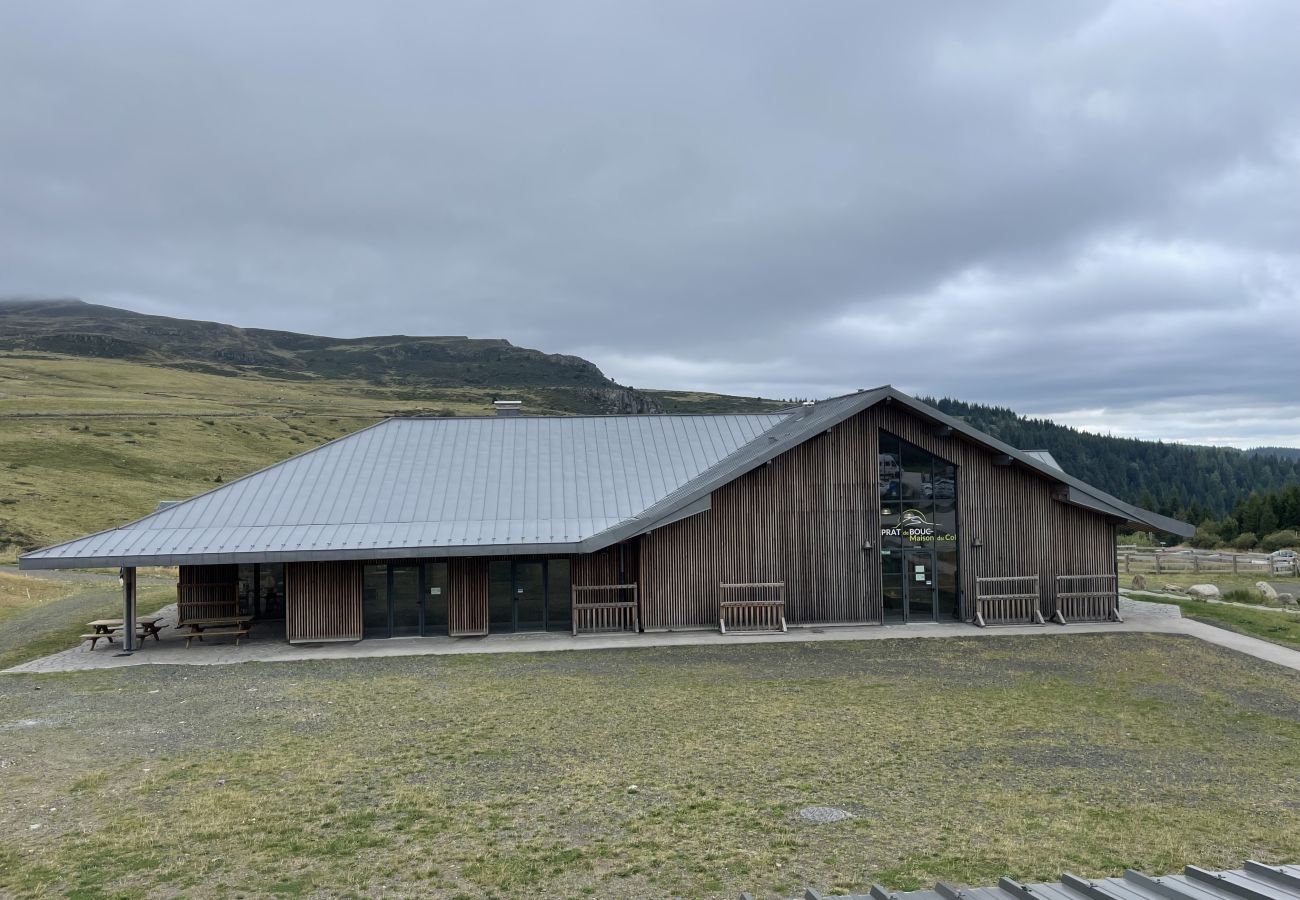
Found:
0,298 -> 664,412
926,397 -> 1300,525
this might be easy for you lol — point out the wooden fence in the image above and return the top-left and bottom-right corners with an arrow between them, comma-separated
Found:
974,576 -> 1044,627
571,584 -> 639,635
1118,549 -> 1296,577
1053,574 -> 1120,624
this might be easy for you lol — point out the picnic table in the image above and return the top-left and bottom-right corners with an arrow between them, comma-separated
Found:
179,615 -> 254,648
82,616 -> 165,650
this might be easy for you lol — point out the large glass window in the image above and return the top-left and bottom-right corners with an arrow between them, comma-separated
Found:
879,431 -> 960,622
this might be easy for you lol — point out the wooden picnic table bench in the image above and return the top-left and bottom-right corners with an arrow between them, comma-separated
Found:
182,627 -> 250,648
181,615 -> 253,632
180,616 -> 253,648
82,616 -> 165,650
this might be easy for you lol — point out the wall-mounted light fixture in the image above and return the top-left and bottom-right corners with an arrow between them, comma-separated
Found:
971,537 -> 983,549
862,539 -> 874,551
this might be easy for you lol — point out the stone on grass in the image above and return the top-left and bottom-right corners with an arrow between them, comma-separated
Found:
1186,584 -> 1220,600
1279,593 -> 1297,605
1164,583 -> 1188,594
1130,574 -> 1147,590
1257,581 -> 1279,601
799,806 -> 854,823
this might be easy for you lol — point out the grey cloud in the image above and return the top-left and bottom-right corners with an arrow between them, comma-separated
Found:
1,1 -> 1298,446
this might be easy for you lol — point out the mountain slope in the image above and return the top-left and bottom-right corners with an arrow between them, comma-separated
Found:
0,298 -> 627,394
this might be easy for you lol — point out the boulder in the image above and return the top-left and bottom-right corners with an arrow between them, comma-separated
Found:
1257,581 -> 1279,601
1278,593 -> 1296,605
1130,574 -> 1147,590
1185,584 -> 1221,601
1164,583 -> 1188,594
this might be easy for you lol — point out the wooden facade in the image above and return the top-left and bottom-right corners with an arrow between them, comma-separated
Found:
178,401 -> 1121,641
448,557 -> 489,636
637,402 -> 1118,628
285,561 -> 363,642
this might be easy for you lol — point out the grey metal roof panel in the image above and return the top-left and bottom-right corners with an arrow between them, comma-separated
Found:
777,862 -> 1300,900
19,413 -> 788,568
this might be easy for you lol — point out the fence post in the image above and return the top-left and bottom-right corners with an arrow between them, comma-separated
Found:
1233,554 -> 1238,574
1155,554 -> 1162,574
1193,555 -> 1199,573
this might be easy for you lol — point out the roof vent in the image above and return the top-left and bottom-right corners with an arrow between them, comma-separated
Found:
492,400 -> 523,417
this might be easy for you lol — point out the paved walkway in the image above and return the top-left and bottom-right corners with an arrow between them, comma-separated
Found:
5,598 -> 1299,674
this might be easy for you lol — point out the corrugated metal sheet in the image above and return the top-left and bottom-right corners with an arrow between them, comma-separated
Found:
18,387 -> 1193,569
19,413 -> 788,567
755,861 -> 1300,900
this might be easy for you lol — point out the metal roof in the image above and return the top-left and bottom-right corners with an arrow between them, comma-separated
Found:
18,413 -> 786,568
758,860 -> 1300,900
18,387 -> 1192,569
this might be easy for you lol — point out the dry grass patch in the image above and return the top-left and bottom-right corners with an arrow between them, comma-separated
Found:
1,634 -> 1297,898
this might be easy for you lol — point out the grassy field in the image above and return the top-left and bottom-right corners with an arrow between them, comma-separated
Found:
1,634 -> 1297,899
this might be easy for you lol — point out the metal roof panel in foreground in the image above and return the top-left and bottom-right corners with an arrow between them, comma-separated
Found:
755,861 -> 1300,900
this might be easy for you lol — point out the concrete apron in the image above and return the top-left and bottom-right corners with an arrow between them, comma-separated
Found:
6,612 -> 1300,674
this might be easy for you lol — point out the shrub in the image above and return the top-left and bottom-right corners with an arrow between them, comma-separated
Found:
1230,532 -> 1259,550
1223,588 -> 1261,605
1259,530 -> 1300,553
1189,522 -> 1221,549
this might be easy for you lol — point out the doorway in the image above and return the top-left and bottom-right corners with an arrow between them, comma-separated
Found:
879,430 -> 961,623
362,562 -> 449,638
488,559 -> 571,632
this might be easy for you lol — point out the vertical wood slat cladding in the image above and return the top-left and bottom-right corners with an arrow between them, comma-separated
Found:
448,557 -> 489,636
639,402 -> 1119,628
176,564 -> 240,623
285,561 -> 362,642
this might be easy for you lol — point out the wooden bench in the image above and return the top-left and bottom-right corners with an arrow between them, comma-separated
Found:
1052,574 -> 1121,624
974,576 -> 1045,627
80,633 -> 117,651
719,583 -> 787,633
571,584 -> 639,635
183,628 -> 249,648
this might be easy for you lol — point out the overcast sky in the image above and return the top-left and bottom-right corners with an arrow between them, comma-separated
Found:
2,2 -> 1298,447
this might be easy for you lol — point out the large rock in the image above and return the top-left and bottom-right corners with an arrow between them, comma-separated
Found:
1278,593 -> 1297,605
1257,581 -> 1279,601
1185,584 -> 1221,601
1130,574 -> 1147,590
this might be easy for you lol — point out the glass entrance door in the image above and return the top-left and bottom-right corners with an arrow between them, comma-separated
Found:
361,562 -> 449,638
514,562 -> 546,631
487,559 -> 572,632
903,549 -> 936,621
390,565 -> 422,637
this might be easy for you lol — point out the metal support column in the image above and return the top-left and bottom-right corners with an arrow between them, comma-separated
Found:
119,566 -> 137,655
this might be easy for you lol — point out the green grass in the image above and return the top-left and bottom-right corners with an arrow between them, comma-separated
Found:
1127,592 -> 1300,651
0,571 -> 75,620
1,634 -> 1297,898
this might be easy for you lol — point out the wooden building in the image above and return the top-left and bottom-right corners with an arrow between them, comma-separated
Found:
19,388 -> 1191,647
